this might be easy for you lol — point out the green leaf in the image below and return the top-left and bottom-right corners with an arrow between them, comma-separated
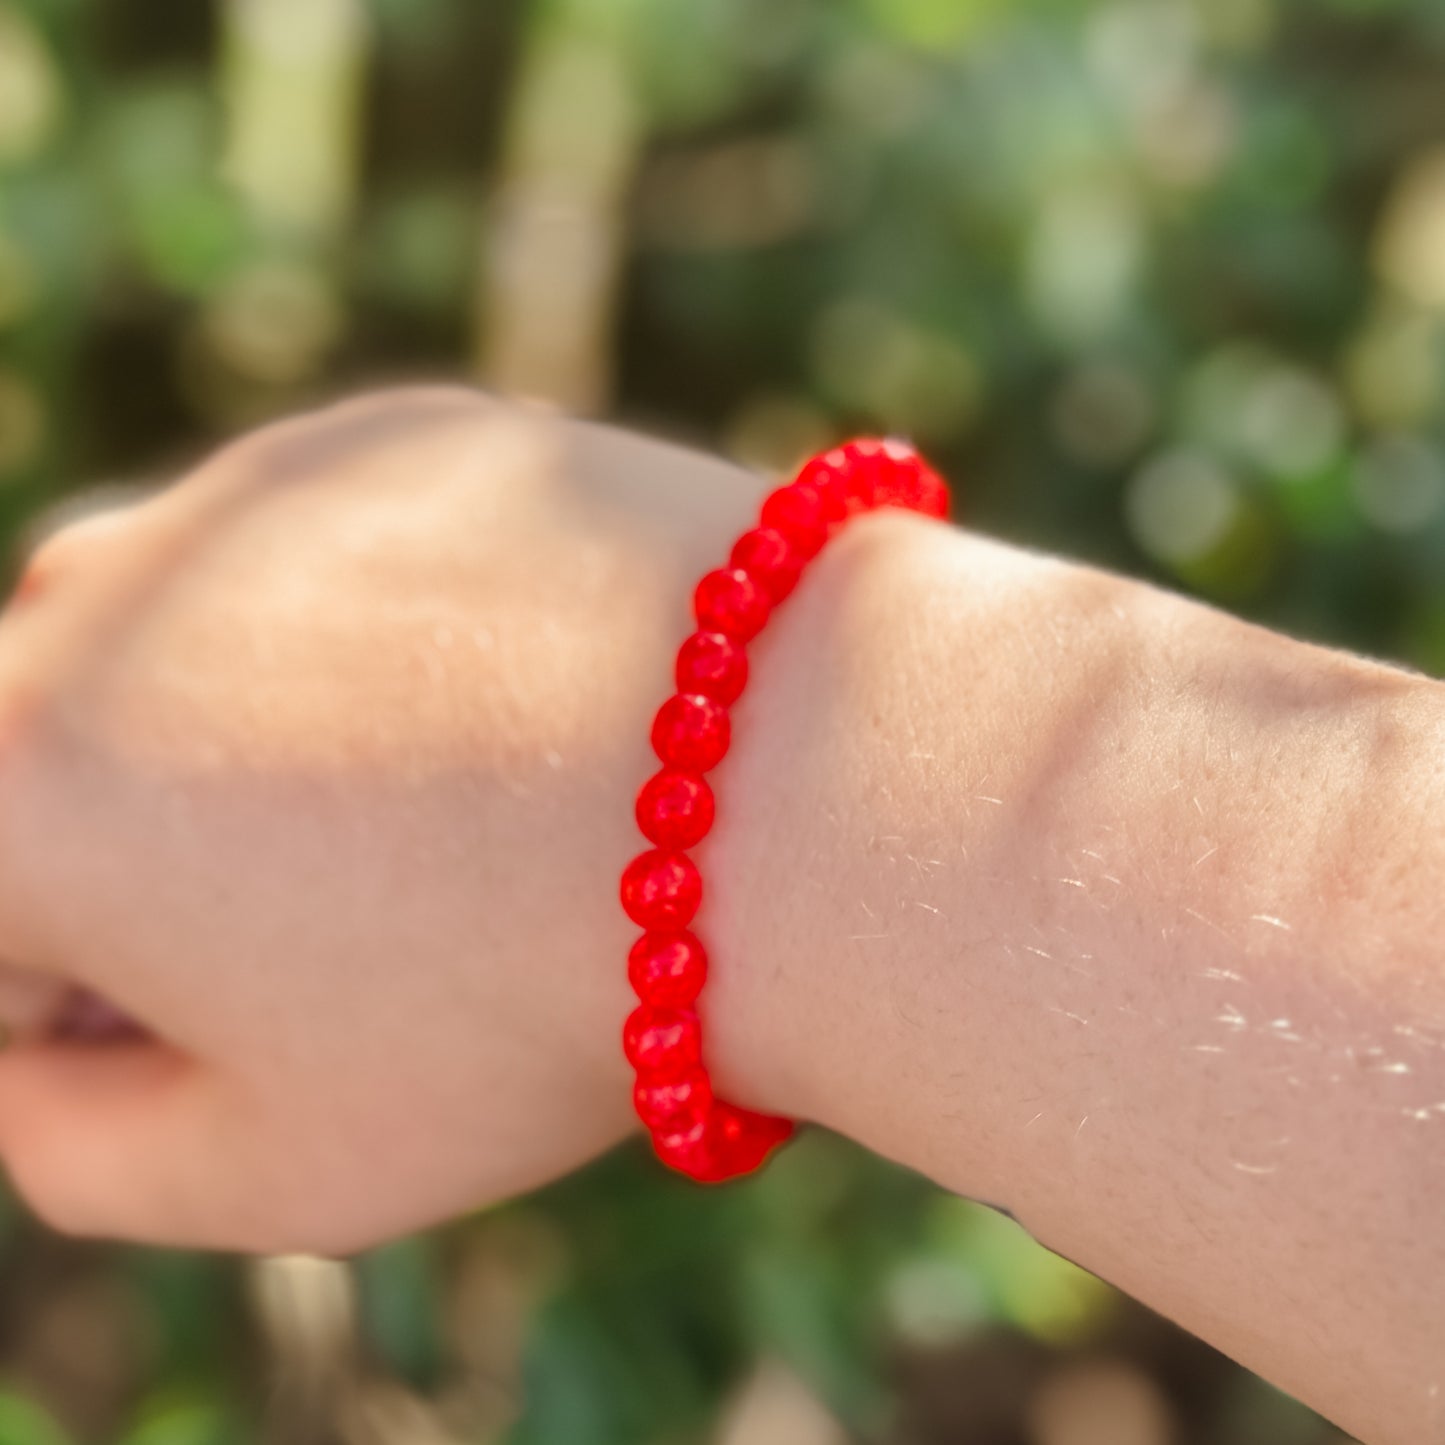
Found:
0,1393 -> 71,1445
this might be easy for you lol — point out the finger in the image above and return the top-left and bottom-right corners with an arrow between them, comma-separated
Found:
0,963 -> 69,1044
0,1042 -> 250,1249
49,986 -> 147,1043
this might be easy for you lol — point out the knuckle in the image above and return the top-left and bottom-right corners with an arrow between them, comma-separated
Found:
15,499 -> 141,604
207,385 -> 493,490
0,689 -> 60,924
328,382 -> 491,416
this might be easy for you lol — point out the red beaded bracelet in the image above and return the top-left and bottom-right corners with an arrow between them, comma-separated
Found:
620,438 -> 951,1182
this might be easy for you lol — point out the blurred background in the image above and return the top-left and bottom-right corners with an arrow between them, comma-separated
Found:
1,0 -> 1442,1440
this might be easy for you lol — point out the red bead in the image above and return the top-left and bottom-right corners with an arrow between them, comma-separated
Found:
633,1067 -> 712,1129
730,527 -> 802,602
623,1004 -> 701,1073
874,449 -> 917,509
650,1104 -> 794,1183
793,451 -> 850,522
676,630 -> 748,706
837,439 -> 888,512
636,769 -> 715,849
907,462 -> 950,519
869,439 -> 950,519
703,1104 -> 795,1180
620,849 -> 702,929
651,693 -> 730,772
651,1112 -> 711,1171
628,930 -> 708,1006
760,484 -> 828,558
694,568 -> 770,642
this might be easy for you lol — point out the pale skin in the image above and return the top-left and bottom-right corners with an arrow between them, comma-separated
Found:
0,390 -> 1438,1444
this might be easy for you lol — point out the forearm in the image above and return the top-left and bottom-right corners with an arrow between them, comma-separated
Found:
709,515 -> 1445,1445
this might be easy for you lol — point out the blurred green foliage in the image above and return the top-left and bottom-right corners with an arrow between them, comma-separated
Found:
0,0 -> 1439,1440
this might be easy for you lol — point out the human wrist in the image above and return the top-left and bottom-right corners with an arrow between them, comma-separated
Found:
701,516 -> 1439,1191
697,513 -> 1080,1189
616,439 -> 953,1177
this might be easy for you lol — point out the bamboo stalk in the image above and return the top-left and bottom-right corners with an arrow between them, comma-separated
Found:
219,0 -> 370,244
478,6 -> 642,414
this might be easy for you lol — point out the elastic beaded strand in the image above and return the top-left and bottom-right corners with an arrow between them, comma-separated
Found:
620,439 -> 951,1182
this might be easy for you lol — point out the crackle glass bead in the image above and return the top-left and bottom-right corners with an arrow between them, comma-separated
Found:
730,526 -> 802,602
623,1004 -> 702,1073
676,630 -> 748,706
633,1066 -> 712,1129
651,1112 -> 711,1170
628,929 -> 708,1006
651,692 -> 730,772
838,439 -> 889,512
909,463 -> 950,519
793,450 -> 851,522
703,1104 -> 795,1180
620,849 -> 702,929
636,769 -> 715,849
760,484 -> 828,558
694,567 -> 770,641
877,466 -> 915,511
870,440 -> 949,519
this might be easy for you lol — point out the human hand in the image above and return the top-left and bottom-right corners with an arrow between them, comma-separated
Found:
0,388 -> 816,1251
